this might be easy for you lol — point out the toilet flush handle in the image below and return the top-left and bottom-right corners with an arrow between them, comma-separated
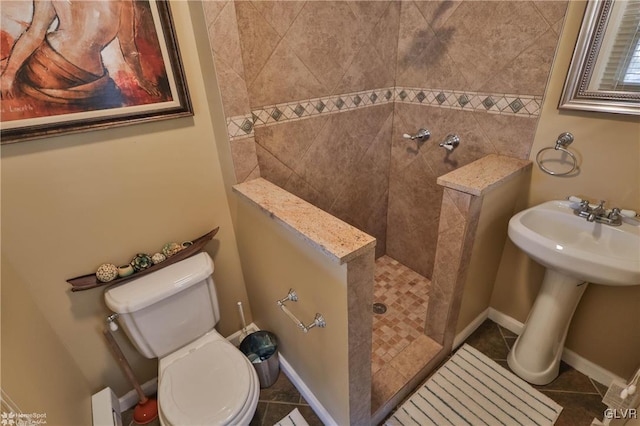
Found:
107,313 -> 119,331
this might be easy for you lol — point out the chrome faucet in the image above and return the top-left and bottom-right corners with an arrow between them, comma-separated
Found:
568,196 -> 637,226
587,200 -> 606,222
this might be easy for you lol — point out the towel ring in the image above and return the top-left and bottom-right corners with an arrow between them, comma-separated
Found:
536,132 -> 577,176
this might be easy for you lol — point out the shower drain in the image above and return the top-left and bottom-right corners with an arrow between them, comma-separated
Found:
372,302 -> 387,314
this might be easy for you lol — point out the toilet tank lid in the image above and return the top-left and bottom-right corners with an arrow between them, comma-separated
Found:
104,252 -> 215,314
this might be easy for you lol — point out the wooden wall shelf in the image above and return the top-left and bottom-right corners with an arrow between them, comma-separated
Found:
67,228 -> 219,292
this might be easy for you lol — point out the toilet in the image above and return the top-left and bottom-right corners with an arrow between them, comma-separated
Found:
104,252 -> 259,425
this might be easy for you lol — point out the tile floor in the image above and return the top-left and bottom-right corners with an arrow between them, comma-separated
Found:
372,256 -> 431,374
122,320 -> 609,426
249,371 -> 323,426
120,371 -> 323,426
384,319 -> 609,426
252,319 -> 609,425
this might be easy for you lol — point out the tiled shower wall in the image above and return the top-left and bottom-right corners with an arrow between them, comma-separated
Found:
203,0 -> 568,270
387,1 -> 566,277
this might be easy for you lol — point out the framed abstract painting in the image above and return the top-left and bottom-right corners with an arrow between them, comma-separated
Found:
0,0 -> 192,144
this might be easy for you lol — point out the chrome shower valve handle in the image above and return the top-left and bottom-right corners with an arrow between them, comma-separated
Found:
439,134 -> 460,151
402,128 -> 431,141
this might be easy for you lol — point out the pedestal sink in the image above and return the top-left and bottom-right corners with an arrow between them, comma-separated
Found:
507,200 -> 640,385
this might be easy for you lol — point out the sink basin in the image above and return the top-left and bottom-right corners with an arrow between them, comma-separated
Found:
506,199 -> 639,385
508,200 -> 640,286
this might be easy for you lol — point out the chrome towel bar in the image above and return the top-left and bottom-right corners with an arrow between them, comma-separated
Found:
276,289 -> 326,333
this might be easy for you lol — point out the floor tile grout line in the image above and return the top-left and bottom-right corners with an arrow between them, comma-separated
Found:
496,323 -> 512,353
589,377 -> 607,397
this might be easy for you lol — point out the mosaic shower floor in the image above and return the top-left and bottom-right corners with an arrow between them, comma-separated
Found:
372,256 -> 431,374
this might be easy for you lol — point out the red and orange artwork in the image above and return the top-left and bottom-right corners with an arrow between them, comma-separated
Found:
0,0 -> 173,123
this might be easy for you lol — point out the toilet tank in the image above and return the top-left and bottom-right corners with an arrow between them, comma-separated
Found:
104,252 -> 220,359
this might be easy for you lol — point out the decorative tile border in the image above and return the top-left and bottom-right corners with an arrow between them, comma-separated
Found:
394,87 -> 542,116
227,115 -> 255,140
226,86 -> 542,140
252,88 -> 395,129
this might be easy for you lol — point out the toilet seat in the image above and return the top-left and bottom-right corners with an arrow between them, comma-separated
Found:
158,338 -> 258,425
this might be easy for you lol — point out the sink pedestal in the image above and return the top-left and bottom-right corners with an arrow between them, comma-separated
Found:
507,269 -> 588,385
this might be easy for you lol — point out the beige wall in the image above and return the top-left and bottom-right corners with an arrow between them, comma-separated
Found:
1,2 -> 250,410
456,171 -> 530,334
235,195 -> 351,425
1,255 -> 92,425
492,1 -> 640,379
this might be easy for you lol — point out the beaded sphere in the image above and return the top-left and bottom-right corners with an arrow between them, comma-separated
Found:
162,242 -> 182,258
96,263 -> 119,283
130,253 -> 153,272
151,252 -> 166,264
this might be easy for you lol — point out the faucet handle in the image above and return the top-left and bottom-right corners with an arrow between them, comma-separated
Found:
568,196 -> 590,211
439,134 -> 460,151
403,128 -> 430,140
610,208 -> 638,218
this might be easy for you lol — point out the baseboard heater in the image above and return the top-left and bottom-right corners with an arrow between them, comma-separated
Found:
91,388 -> 122,426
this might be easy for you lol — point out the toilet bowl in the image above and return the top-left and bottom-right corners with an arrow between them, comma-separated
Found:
104,252 -> 259,425
157,331 -> 259,425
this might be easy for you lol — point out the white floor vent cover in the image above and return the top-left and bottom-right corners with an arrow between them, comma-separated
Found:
386,344 -> 563,426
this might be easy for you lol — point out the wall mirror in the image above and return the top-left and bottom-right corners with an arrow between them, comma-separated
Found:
560,0 -> 640,115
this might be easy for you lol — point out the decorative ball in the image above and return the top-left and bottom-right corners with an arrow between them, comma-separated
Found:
96,263 -> 118,283
151,252 -> 166,264
118,264 -> 135,278
130,253 -> 153,272
162,242 -> 182,258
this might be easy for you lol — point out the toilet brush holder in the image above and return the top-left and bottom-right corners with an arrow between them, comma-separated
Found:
102,328 -> 158,425
237,301 -> 248,341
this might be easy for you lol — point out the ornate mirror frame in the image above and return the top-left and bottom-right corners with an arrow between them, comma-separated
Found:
559,0 -> 640,115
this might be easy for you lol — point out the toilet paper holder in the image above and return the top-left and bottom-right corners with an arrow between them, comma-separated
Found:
276,289 -> 326,333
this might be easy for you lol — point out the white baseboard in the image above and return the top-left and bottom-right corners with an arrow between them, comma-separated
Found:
227,322 -> 260,347
453,308 -> 490,349
562,348 -> 625,387
487,307 -> 525,335
456,308 -> 624,387
278,354 -> 338,426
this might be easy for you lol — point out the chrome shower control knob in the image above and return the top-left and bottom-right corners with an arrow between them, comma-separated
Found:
439,134 -> 460,151
403,128 -> 431,140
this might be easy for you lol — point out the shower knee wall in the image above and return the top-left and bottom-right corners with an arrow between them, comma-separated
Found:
233,179 -> 375,426
425,155 -> 532,348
